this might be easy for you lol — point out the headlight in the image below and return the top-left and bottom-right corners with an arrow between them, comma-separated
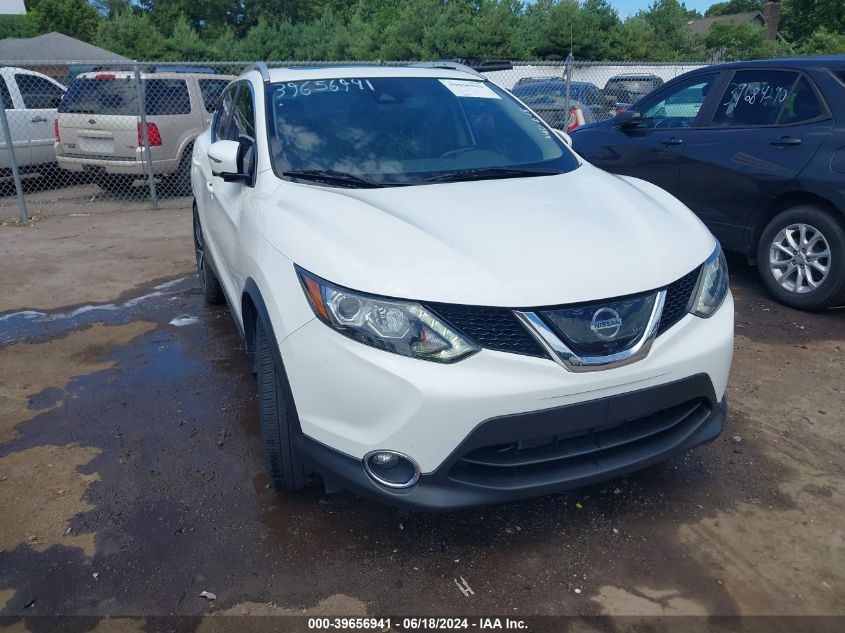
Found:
297,268 -> 480,363
691,243 -> 729,318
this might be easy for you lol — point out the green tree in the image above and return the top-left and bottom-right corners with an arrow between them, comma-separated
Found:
293,11 -> 350,60
780,0 -> 845,42
639,0 -> 699,59
611,16 -> 660,60
528,0 -> 621,60
0,15 -> 37,39
796,27 -> 845,55
94,8 -> 166,59
27,0 -> 102,41
702,21 -> 790,60
705,0 -> 763,18
91,0 -> 133,17
469,0 -> 529,60
164,14 -> 213,60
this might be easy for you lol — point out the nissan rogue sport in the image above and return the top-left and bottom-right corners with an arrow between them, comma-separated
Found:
191,63 -> 734,510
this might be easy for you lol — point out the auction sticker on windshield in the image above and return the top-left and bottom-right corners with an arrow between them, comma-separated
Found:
439,79 -> 500,99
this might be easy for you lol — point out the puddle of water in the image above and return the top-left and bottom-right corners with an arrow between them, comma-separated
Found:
0,277 -> 194,347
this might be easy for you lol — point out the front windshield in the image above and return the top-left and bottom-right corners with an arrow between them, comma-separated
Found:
266,76 -> 579,187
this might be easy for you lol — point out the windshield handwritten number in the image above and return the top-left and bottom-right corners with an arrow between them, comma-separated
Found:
277,79 -> 375,98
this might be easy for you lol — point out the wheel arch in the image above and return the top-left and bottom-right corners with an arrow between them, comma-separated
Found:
241,276 -> 307,435
178,136 -> 196,166
241,278 -> 268,372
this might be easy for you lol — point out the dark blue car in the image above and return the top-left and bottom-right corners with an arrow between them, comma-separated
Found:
571,56 -> 845,310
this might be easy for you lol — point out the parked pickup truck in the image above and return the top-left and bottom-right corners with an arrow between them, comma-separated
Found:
0,66 -> 66,174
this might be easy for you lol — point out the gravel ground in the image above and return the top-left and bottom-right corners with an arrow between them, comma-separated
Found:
0,207 -> 842,630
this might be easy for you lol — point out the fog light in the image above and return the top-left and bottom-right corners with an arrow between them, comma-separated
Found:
372,452 -> 399,468
364,450 -> 420,489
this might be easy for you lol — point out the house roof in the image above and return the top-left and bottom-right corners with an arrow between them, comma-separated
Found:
687,11 -> 766,36
0,32 -> 129,62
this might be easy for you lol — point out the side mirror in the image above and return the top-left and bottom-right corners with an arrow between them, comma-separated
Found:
553,129 -> 573,147
208,139 -> 249,182
603,93 -> 617,106
613,110 -> 642,129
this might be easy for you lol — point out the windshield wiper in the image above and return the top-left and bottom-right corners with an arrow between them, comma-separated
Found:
283,169 -> 386,188
424,167 -> 561,184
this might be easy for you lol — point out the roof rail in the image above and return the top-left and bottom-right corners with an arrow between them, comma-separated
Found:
455,59 -> 514,73
410,61 -> 484,79
244,61 -> 271,83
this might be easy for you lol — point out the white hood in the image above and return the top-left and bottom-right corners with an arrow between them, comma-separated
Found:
259,162 -> 715,307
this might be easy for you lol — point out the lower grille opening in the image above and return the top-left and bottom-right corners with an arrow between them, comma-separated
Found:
448,398 -> 712,489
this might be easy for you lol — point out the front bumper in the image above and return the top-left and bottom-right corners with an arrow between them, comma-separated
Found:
296,376 -> 726,511
279,291 -> 734,509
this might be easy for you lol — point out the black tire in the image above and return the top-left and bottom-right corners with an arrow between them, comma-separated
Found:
97,174 -> 136,195
757,204 -> 845,310
255,318 -> 315,492
168,145 -> 193,196
192,206 -> 225,305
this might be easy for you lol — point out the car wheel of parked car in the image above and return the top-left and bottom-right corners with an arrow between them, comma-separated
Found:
193,206 -> 225,305
96,174 -> 136,195
255,317 -> 315,492
757,205 -> 845,310
170,145 -> 193,196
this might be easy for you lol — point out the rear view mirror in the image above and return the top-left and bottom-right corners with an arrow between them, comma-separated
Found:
208,140 -> 249,182
613,110 -> 642,128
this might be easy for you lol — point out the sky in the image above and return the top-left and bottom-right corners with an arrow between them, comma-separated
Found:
604,0 -> 719,18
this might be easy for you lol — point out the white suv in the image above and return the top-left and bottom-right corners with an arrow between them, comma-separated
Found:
55,69 -> 235,193
192,63 -> 734,510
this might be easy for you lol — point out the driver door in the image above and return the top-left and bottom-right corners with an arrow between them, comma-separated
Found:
587,73 -> 722,198
205,82 -> 257,295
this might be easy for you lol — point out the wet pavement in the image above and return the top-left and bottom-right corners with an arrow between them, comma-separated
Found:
0,255 -> 843,625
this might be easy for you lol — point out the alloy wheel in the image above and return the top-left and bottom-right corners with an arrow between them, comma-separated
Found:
769,223 -> 831,294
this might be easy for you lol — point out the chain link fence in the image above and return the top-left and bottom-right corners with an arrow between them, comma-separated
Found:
0,59 -> 704,219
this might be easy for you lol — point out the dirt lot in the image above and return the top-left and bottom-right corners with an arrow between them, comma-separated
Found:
0,205 -> 843,630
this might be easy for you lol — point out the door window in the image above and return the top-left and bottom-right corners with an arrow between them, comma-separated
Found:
0,78 -> 12,109
777,77 -> 824,125
710,70 -> 815,127
232,86 -> 255,141
232,85 -> 256,177
15,74 -> 64,109
213,85 -> 237,141
634,74 -> 718,129
198,79 -> 229,113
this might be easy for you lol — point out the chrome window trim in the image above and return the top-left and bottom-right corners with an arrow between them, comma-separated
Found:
514,289 -> 666,373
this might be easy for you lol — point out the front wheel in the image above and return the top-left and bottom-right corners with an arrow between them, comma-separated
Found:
255,318 -> 315,492
192,206 -> 224,305
757,204 -> 845,310
165,145 -> 193,196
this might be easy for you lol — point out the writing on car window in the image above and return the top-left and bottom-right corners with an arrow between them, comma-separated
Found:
276,79 -> 374,99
